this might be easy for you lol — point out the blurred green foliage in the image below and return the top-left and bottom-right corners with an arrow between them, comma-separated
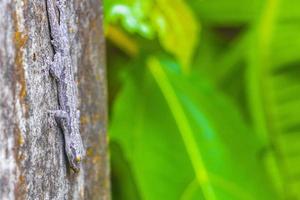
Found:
104,0 -> 300,199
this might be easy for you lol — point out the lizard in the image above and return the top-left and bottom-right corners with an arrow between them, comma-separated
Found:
46,0 -> 85,173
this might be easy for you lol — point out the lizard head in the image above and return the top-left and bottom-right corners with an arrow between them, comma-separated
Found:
66,141 -> 84,173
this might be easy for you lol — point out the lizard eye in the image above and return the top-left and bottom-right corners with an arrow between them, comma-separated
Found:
70,145 -> 81,163
76,156 -> 81,162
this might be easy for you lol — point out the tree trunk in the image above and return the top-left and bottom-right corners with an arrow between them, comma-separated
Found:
0,0 -> 109,199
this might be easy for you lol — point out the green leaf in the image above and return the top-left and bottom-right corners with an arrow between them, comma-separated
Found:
150,0 -> 199,72
110,62 -> 195,199
104,0 -> 199,72
187,0 -> 263,25
104,0 -> 155,38
245,0 -> 300,198
109,56 -> 278,200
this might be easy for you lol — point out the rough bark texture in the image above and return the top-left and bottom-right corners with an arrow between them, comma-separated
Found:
0,0 -> 109,199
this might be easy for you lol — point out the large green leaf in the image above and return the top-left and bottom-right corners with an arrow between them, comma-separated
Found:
109,56 -> 278,200
106,0 -> 300,199
185,0 -> 300,197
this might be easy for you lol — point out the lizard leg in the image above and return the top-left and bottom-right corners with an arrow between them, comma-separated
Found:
48,110 -> 68,124
48,53 -> 63,80
50,110 -> 68,119
47,110 -> 69,132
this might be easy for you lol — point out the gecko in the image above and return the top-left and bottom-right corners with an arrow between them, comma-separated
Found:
46,0 -> 85,173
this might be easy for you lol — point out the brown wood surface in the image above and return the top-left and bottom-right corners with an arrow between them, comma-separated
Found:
0,0 -> 109,199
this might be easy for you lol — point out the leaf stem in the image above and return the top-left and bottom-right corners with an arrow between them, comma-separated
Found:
148,57 -> 216,200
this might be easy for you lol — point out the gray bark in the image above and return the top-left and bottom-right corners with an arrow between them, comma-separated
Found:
0,0 -> 109,199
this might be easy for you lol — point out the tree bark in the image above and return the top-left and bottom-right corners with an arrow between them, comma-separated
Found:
0,0 -> 109,199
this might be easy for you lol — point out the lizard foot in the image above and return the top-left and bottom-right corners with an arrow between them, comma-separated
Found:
48,110 -> 69,124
